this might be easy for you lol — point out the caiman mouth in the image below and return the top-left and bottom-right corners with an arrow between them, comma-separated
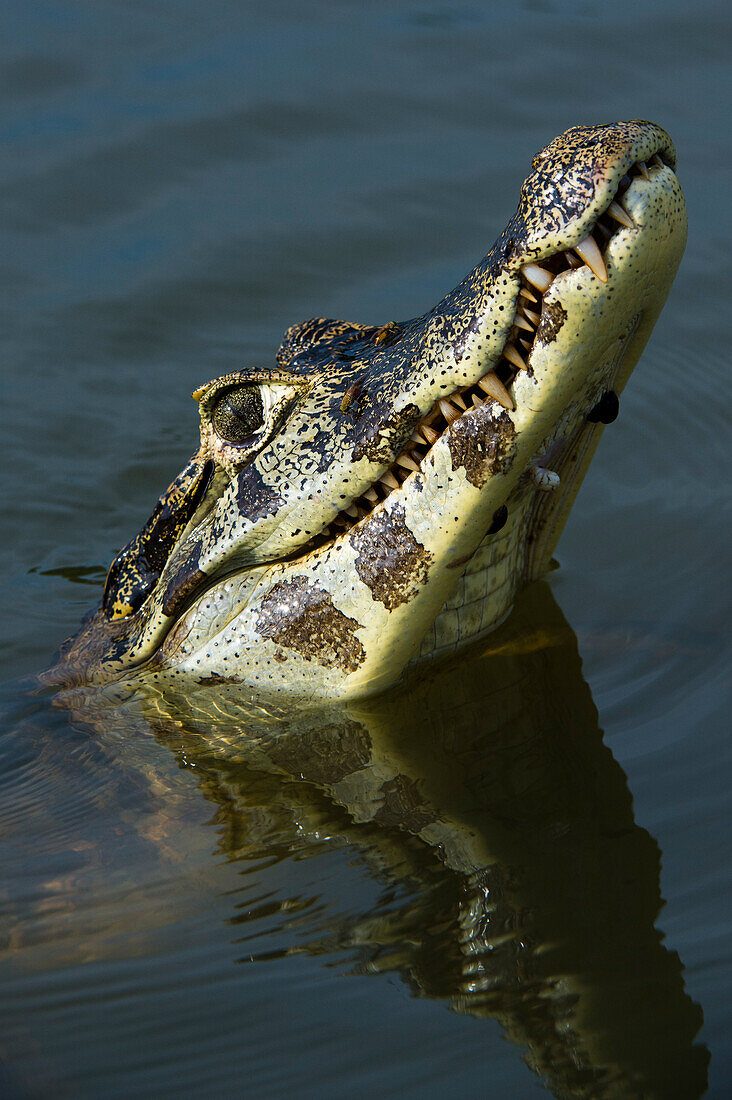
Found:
296,154 -> 668,555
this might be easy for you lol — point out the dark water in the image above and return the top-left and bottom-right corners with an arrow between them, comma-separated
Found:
2,1 -> 730,1096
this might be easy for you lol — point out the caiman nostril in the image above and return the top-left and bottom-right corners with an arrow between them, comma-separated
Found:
587,391 -> 619,424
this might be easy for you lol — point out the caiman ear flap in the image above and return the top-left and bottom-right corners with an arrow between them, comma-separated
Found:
276,316 -> 403,368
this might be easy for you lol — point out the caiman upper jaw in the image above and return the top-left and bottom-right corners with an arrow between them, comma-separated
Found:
307,154 -> 674,549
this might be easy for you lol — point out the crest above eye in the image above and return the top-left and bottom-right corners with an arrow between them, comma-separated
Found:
211,385 -> 265,443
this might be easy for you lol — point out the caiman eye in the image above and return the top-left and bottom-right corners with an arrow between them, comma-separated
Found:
211,385 -> 265,443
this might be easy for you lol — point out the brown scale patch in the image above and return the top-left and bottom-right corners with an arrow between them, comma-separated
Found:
537,299 -> 567,345
255,576 -> 365,672
235,467 -> 285,522
350,503 -> 432,610
447,407 -> 517,488
351,403 -> 420,464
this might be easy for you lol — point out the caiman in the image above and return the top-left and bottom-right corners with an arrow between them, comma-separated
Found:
52,121 -> 687,700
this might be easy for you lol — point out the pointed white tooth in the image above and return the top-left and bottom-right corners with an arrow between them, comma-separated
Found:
638,160 -> 650,180
522,305 -> 540,326
650,153 -> 664,169
521,264 -> 554,293
471,393 -> 484,408
502,343 -> 527,371
607,200 -> 634,229
345,504 -> 360,518
513,313 -> 534,333
364,486 -> 379,504
396,451 -> 420,472
452,392 -> 468,411
380,470 -> 400,491
477,372 -> 514,411
531,466 -> 561,491
574,235 -> 608,283
519,287 -> 538,303
420,423 -> 440,445
410,429 -> 429,446
439,398 -> 461,424
518,338 -> 532,351
564,251 -> 582,268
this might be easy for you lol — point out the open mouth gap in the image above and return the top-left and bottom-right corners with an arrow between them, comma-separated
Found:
306,154 -> 668,548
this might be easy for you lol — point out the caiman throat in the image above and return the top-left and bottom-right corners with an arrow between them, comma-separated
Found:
53,121 -> 687,700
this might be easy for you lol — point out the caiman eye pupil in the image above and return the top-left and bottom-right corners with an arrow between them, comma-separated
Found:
212,386 -> 264,443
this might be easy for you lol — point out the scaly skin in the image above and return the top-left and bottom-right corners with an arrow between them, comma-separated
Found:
51,121 -> 687,700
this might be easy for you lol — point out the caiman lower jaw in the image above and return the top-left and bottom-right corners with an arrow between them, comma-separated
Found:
293,155 -> 669,557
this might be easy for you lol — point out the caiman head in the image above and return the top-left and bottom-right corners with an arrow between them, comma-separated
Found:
54,121 -> 687,700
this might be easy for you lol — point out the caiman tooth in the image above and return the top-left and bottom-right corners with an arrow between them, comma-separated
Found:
574,235 -> 608,282
380,470 -> 400,491
364,486 -> 379,504
607,200 -> 634,229
502,343 -> 527,371
565,251 -> 582,268
513,313 -> 534,333
531,466 -> 561,491
396,452 -> 420,472
439,399 -> 461,424
521,264 -> 554,293
650,153 -> 664,169
452,392 -> 468,411
345,504 -> 360,518
477,372 -> 515,411
519,287 -> 538,303
471,393 -> 484,408
420,423 -> 440,445
638,160 -> 650,180
522,305 -> 540,326
518,338 -> 532,351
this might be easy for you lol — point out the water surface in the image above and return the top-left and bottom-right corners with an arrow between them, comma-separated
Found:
1,1 -> 730,1096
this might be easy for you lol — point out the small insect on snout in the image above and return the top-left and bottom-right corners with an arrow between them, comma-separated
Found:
341,381 -> 363,415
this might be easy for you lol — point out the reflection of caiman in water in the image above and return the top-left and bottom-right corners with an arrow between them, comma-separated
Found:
55,582 -> 708,1098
